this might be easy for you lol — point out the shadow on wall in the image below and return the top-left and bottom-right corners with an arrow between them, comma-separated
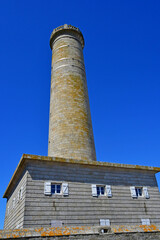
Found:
27,160 -> 157,187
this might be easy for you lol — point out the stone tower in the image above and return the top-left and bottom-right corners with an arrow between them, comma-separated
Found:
3,24 -> 160,233
48,24 -> 96,161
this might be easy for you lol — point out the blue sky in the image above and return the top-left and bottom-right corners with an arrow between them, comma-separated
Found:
0,0 -> 160,229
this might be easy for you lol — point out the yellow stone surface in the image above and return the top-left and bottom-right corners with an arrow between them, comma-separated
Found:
48,25 -> 96,161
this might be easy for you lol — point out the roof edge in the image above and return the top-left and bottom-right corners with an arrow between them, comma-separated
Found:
22,154 -> 160,172
3,154 -> 160,198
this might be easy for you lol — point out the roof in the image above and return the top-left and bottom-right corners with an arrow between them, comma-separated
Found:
3,154 -> 160,198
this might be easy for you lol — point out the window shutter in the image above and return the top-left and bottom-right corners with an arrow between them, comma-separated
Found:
100,219 -> 106,226
92,185 -> 97,197
143,187 -> 150,199
17,191 -> 20,203
16,224 -> 20,229
106,185 -> 112,198
105,219 -> 110,226
20,187 -> 23,199
13,198 -> 15,209
141,218 -> 150,225
51,220 -> 63,227
130,186 -> 137,198
62,183 -> 69,196
146,219 -> 150,225
100,219 -> 110,226
44,182 -> 51,195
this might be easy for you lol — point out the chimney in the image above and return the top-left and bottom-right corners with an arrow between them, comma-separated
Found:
48,24 -> 96,161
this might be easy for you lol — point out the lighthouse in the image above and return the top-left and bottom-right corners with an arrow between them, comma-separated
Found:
3,25 -> 160,230
48,24 -> 96,161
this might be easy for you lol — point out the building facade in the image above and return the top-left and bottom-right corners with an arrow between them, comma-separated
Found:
3,25 -> 160,229
3,155 -> 160,229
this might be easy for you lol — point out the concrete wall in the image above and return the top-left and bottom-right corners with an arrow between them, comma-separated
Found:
23,160 -> 160,228
4,170 -> 27,229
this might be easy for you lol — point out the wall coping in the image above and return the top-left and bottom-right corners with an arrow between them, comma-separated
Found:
50,24 -> 85,49
1,225 -> 160,239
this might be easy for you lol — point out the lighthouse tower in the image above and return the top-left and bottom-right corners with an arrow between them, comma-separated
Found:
4,24 -> 160,231
48,24 -> 96,161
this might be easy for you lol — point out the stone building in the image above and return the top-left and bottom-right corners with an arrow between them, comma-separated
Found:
3,24 -> 160,230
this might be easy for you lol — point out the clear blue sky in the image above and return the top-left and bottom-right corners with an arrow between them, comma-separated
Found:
0,0 -> 160,229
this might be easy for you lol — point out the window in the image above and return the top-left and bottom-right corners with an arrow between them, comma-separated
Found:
135,187 -> 142,197
141,219 -> 150,225
51,184 -> 61,194
51,220 -> 63,227
143,187 -> 150,199
100,219 -> 110,226
44,182 -> 69,196
17,191 -> 20,202
12,198 -> 15,209
16,224 -> 20,229
18,187 -> 23,200
97,186 -> 105,196
91,185 -> 112,197
7,206 -> 9,215
130,186 -> 150,199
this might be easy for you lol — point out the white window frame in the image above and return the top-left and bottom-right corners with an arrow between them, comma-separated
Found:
143,187 -> 150,199
44,182 -> 69,196
44,182 -> 51,195
96,185 -> 105,196
16,224 -> 20,229
18,187 -> 23,200
100,219 -> 110,226
62,182 -> 69,196
106,185 -> 112,198
12,198 -> 15,209
130,186 -> 150,199
17,191 -> 20,203
51,183 -> 62,195
141,218 -> 150,225
51,220 -> 63,227
7,206 -> 9,215
92,184 -> 112,197
92,184 -> 106,197
135,187 -> 143,198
